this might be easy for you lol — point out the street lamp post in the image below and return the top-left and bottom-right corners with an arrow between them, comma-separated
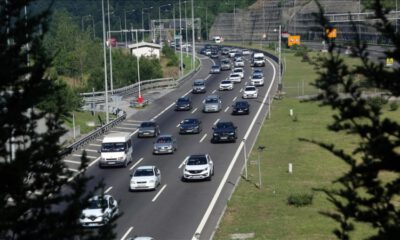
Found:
173,4 -> 176,50
107,0 -> 114,94
124,9 -> 135,47
101,0 -> 109,123
257,146 -> 265,188
184,1 -> 189,56
159,4 -> 171,44
191,0 -> 195,70
141,6 -> 153,41
274,25 -> 282,92
243,139 -> 248,179
179,0 -> 183,77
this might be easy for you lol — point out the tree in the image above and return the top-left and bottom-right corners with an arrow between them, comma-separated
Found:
0,1 -> 116,239
302,0 -> 400,239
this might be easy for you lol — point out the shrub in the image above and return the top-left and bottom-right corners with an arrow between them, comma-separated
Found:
287,193 -> 313,207
389,101 -> 398,111
367,97 -> 388,109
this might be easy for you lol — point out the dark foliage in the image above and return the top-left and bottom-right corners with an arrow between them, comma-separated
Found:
0,1 -> 116,239
300,0 -> 400,239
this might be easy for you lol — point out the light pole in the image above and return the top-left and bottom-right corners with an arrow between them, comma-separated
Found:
243,139 -> 248,180
124,9 -> 135,47
179,0 -> 183,77
257,146 -> 265,188
184,0 -> 189,56
159,4 -> 171,44
107,0 -> 114,94
172,3 -> 176,50
191,0 -> 195,70
274,25 -> 282,92
141,6 -> 153,41
101,0 -> 109,123
195,6 -> 208,41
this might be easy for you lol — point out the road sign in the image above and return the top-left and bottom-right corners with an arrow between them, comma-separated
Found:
326,28 -> 337,38
288,35 -> 300,47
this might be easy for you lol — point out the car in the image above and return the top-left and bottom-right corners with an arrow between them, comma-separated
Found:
233,68 -> 244,79
130,166 -> 161,191
242,49 -> 252,55
182,154 -> 214,181
213,36 -> 222,43
175,96 -> 192,111
153,135 -> 177,154
204,44 -> 212,49
252,68 -> 263,76
228,73 -> 242,83
221,47 -> 230,55
210,64 -> 221,74
205,49 -> 212,56
210,50 -> 219,58
234,58 -> 245,67
99,132 -> 133,168
212,121 -> 237,143
219,80 -> 234,91
203,95 -> 222,113
179,118 -> 202,134
232,101 -> 250,115
192,79 -> 206,93
138,121 -> 160,138
79,195 -> 119,227
242,85 -> 258,99
251,52 -> 265,67
220,58 -> 231,70
251,73 -> 264,86
228,49 -> 237,58
199,48 -> 206,55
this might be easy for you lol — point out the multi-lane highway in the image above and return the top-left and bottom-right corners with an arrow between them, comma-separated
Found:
64,48 -> 278,240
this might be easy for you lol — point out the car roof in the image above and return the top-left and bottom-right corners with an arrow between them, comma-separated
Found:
235,100 -> 249,105
206,94 -> 219,99
136,165 -> 155,170
157,134 -> 172,138
194,79 -> 205,83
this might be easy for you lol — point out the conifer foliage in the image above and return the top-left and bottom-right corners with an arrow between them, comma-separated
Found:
0,1 -> 115,239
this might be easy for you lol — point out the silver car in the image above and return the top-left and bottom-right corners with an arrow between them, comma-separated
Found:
203,95 -> 222,113
192,79 -> 206,93
153,135 -> 177,154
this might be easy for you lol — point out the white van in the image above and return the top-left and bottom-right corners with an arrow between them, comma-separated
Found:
99,132 -> 133,168
251,52 -> 265,67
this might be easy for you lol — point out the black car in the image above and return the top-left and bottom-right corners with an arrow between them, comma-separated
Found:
175,96 -> 192,111
232,101 -> 250,115
212,121 -> 237,143
199,47 -> 206,55
179,118 -> 202,134
138,121 -> 160,138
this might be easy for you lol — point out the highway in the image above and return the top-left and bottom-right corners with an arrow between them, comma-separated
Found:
63,49 -> 278,240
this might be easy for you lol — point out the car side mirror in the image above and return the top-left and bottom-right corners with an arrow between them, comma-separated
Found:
202,100 -> 205,104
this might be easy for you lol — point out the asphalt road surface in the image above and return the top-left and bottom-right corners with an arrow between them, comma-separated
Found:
64,49 -> 279,240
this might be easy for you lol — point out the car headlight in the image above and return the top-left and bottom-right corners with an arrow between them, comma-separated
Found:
131,180 -> 136,184
194,125 -> 199,129
203,167 -> 209,172
184,168 -> 189,173
149,180 -> 155,183
100,157 -> 106,161
80,213 -> 86,219
167,145 -> 172,149
213,133 -> 219,136
229,132 -> 235,135
117,157 -> 124,161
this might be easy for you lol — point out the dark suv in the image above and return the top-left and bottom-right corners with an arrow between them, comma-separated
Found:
232,101 -> 250,115
179,118 -> 202,134
212,121 -> 237,143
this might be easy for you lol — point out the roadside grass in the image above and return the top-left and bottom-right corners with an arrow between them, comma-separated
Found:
177,52 -> 200,75
63,111 -> 111,135
213,46 -> 396,239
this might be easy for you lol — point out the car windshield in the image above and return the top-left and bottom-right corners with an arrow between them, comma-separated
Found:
194,81 -> 204,86
216,122 -> 234,128
222,60 -> 230,64
88,198 -> 108,209
101,142 -> 125,152
187,156 -> 208,165
205,98 -> 218,104
182,119 -> 197,124
156,137 -> 172,143
246,87 -> 256,91
134,169 -> 154,177
254,56 -> 264,60
212,66 -> 219,69
230,74 -> 239,78
140,122 -> 155,127
221,81 -> 231,84
234,69 -> 242,73
177,98 -> 189,103
252,75 -> 263,79
236,102 -> 248,107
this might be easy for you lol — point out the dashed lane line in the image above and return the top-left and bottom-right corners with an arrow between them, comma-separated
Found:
213,119 -> 220,125
200,134 -> 207,143
104,186 -> 113,194
129,157 -> 144,171
224,106 -> 229,112
152,184 -> 167,202
178,156 -> 189,169
232,96 -> 237,102
191,108 -> 198,114
64,160 -> 81,164
120,226 -> 134,240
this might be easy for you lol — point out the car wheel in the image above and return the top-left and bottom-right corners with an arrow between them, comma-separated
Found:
181,176 -> 187,182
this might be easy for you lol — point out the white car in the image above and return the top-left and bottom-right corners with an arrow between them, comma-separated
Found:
182,154 -> 214,181
129,166 -> 161,191
234,59 -> 245,67
250,74 -> 264,86
228,73 -> 242,83
79,195 -> 119,227
228,49 -> 237,58
219,80 -> 234,91
242,49 -> 252,55
233,67 -> 244,79
242,86 -> 258,99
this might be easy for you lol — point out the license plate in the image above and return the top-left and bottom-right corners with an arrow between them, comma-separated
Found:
221,136 -> 227,140
108,161 -> 115,165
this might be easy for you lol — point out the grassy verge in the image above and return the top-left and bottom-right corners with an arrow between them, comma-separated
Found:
63,111 -> 111,135
177,52 -> 200,75
213,47 -> 398,239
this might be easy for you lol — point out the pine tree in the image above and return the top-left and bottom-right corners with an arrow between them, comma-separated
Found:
303,0 -> 400,239
0,1 -> 116,239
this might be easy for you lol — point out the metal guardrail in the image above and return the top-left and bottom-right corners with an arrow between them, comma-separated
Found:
61,111 -> 126,156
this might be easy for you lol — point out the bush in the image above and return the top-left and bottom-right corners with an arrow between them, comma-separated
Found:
389,101 -> 399,111
367,97 -> 388,109
287,193 -> 313,207
293,45 -> 310,57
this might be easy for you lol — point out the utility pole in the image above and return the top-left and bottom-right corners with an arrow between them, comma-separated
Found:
184,1 -> 189,57
179,0 -> 183,77
101,0 -> 109,123
191,0 -> 195,70
278,25 -> 282,92
107,0 -> 114,94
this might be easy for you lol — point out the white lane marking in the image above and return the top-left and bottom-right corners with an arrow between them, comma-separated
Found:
200,133 -> 207,143
86,155 -> 97,159
213,119 -> 220,125
212,89 -> 216,94
125,119 -> 142,123
191,108 -> 198,114
120,226 -> 134,240
89,143 -> 101,147
110,130 -> 125,133
115,126 -> 134,130
68,168 -> 79,172
239,88 -> 243,92
129,129 -> 139,138
224,106 -> 229,112
232,96 -> 237,102
192,57 -> 277,240
176,123 -> 180,128
178,156 -> 189,169
73,154 -> 82,158
152,184 -> 167,202
88,156 -> 101,167
64,160 -> 81,165
129,157 -> 144,171
96,138 -> 102,141
84,149 -> 97,153
121,123 -> 140,126
151,102 -> 175,121
104,186 -> 113,194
